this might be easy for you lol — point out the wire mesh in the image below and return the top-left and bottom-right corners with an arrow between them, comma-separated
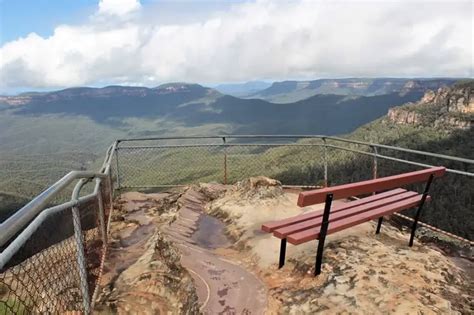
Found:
115,137 -> 473,241
117,145 -> 225,187
0,178 -> 111,314
0,207 -> 82,314
375,148 -> 474,240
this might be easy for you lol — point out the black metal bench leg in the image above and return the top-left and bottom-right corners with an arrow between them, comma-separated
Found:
279,238 -> 287,269
409,174 -> 434,247
314,193 -> 333,276
315,236 -> 326,276
376,217 -> 383,234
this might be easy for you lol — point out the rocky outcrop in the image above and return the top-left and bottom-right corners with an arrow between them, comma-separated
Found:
387,108 -> 421,124
205,180 -> 473,314
95,191 -> 201,314
387,81 -> 474,130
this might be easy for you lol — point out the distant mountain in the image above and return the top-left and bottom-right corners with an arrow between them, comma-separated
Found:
213,81 -> 272,97
1,80 -> 470,224
249,78 -> 458,103
0,83 -> 220,107
1,83 -> 222,122
1,83 -> 425,135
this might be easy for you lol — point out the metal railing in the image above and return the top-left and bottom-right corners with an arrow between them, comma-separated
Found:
0,135 -> 472,314
114,135 -> 473,241
0,141 -> 118,314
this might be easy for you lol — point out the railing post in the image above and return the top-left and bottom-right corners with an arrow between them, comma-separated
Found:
96,180 -> 107,245
114,148 -> 121,189
72,205 -> 91,314
323,138 -> 328,187
108,172 -> 114,210
222,137 -> 227,185
371,145 -> 378,180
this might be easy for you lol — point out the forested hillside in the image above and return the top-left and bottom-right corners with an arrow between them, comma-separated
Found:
280,81 -> 473,239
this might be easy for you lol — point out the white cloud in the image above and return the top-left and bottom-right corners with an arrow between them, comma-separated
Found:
97,0 -> 141,17
0,0 -> 472,90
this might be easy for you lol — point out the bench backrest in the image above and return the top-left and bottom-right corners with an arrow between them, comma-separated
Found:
297,167 -> 446,207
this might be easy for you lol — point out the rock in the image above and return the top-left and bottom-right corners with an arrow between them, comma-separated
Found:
386,81 -> 473,130
234,176 -> 284,199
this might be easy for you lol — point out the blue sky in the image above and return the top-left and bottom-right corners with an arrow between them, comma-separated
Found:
0,0 -> 472,94
0,0 -> 243,44
0,0 -> 96,44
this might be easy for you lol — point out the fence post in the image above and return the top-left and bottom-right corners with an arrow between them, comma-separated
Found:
222,137 -> 227,185
323,138 -> 328,187
115,148 -> 121,189
108,172 -> 114,210
72,205 -> 91,314
371,145 -> 378,180
96,180 -> 107,245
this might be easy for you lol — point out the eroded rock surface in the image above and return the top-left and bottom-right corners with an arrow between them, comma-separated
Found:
94,178 -> 473,314
94,191 -> 200,314
161,187 -> 268,314
205,177 -> 473,314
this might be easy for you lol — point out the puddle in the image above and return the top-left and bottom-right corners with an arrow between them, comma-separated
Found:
192,214 -> 231,249
127,209 -> 153,225
120,223 -> 155,247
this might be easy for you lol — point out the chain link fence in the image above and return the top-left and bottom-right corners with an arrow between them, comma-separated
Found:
0,136 -> 472,314
115,136 -> 473,241
0,144 -> 116,314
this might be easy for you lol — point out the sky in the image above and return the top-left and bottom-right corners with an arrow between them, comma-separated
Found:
0,0 -> 472,94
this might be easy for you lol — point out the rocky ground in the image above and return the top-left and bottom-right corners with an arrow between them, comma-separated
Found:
94,177 -> 473,314
94,191 -> 200,314
203,177 -> 473,314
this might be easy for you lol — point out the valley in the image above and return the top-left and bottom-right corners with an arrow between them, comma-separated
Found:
0,79 -> 472,240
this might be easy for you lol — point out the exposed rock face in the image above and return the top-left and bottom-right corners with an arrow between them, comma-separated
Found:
387,81 -> 474,130
234,176 -> 284,199
95,191 -> 201,314
206,182 -> 473,314
104,231 -> 200,314
387,108 -> 421,124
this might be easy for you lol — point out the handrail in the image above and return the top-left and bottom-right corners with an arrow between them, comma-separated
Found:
0,191 -> 98,268
324,136 -> 474,164
0,141 -> 118,248
116,135 -> 474,164
0,171 -> 107,247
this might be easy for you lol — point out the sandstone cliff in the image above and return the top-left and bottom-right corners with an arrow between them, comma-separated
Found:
387,81 -> 473,130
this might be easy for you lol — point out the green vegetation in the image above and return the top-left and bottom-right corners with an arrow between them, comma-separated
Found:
115,117 -> 473,240
0,81 -> 471,240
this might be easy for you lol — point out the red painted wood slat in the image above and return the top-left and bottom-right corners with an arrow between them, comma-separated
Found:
297,167 -> 445,206
261,188 -> 407,233
273,191 -> 419,238
288,195 -> 431,245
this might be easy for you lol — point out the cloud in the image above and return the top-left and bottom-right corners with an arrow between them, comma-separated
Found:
97,0 -> 141,17
0,0 -> 472,90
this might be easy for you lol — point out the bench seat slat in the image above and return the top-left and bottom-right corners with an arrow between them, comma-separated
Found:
287,194 -> 431,245
273,191 -> 419,238
297,166 -> 445,206
261,188 -> 407,233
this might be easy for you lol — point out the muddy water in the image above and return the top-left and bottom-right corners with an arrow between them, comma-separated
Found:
192,214 -> 231,249
120,223 -> 155,247
164,188 -> 268,314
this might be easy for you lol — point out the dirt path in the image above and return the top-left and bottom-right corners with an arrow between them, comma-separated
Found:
161,189 -> 268,314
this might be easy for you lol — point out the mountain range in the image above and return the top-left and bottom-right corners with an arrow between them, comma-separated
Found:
246,78 -> 458,103
0,77 -> 469,225
1,78 -> 455,136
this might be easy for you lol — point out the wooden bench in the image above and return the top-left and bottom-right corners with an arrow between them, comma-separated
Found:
261,166 -> 446,276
